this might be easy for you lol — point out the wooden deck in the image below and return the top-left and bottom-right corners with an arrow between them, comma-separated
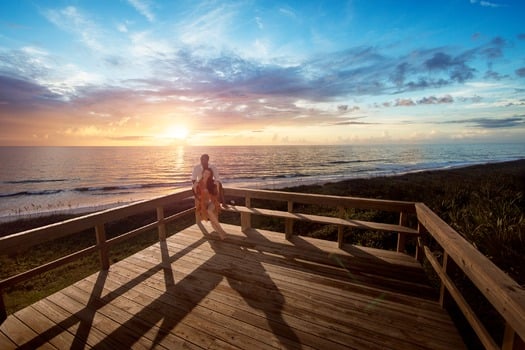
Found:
0,222 -> 466,350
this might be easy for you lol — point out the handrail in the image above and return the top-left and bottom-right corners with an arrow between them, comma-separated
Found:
224,187 -> 417,213
416,203 -> 525,349
0,188 -> 194,255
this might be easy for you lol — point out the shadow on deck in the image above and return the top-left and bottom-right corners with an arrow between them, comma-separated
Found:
1,222 -> 466,350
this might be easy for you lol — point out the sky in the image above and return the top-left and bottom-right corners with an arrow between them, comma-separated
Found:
0,0 -> 524,146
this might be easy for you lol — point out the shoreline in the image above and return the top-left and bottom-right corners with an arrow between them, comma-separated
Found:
1,158 -> 524,236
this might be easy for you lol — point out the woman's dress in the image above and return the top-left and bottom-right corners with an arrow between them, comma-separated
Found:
195,180 -> 220,221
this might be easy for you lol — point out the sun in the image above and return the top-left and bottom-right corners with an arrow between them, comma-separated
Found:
165,125 -> 189,140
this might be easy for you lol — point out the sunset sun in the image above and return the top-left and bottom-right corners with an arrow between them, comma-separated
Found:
166,125 -> 189,140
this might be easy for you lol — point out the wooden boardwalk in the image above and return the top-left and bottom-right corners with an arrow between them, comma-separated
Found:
1,222 -> 466,349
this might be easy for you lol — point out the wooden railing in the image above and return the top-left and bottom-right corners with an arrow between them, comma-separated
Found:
0,188 -> 196,323
0,187 -> 524,349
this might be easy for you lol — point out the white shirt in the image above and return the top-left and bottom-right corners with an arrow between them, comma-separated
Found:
191,163 -> 221,184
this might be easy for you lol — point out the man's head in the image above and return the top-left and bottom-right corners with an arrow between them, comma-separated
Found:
200,154 -> 210,168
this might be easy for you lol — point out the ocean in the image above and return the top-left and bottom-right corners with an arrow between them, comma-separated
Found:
1,143 -> 524,222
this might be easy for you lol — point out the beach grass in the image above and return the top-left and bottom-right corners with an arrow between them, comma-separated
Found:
1,159 -> 524,348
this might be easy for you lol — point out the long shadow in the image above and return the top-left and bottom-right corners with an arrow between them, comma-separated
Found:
93,222 -> 305,349
17,222 -> 432,349
18,236 -> 208,349
207,236 -> 302,349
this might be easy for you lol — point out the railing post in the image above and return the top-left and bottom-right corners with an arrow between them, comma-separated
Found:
503,322 -> 525,350
285,201 -> 294,239
416,223 -> 426,262
396,211 -> 407,253
241,196 -> 251,232
0,290 -> 6,324
337,206 -> 345,248
95,224 -> 110,270
439,251 -> 457,309
157,206 -> 167,241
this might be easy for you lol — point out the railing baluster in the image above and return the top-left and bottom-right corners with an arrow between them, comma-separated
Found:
0,290 -> 6,324
397,211 -> 407,253
337,206 -> 345,248
440,251 -> 457,309
95,223 -> 110,270
241,196 -> 251,231
415,223 -> 426,262
157,206 -> 166,241
285,200 -> 294,239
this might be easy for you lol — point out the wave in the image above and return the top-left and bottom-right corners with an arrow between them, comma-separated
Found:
3,178 -> 69,184
0,189 -> 64,198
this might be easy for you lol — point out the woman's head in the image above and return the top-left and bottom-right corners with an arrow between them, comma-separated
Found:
202,168 -> 212,180
202,168 -> 217,194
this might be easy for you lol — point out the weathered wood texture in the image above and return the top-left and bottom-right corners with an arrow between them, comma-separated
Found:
1,223 -> 466,350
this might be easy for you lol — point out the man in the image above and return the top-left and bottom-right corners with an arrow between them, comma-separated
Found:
191,154 -> 226,207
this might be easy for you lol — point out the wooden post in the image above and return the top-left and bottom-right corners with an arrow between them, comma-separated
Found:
503,322 -> 525,350
396,211 -> 407,253
285,201 -> 294,239
337,206 -> 345,248
416,223 -> 426,262
157,206 -> 167,241
95,224 -> 110,270
241,196 -> 251,232
0,290 -> 6,324
439,251 -> 457,309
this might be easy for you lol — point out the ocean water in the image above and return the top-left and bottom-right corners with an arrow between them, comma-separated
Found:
1,143 -> 524,222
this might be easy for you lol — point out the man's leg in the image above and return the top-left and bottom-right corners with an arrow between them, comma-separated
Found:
217,181 -> 226,207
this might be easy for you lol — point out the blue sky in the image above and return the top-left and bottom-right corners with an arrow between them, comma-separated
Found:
0,0 -> 524,146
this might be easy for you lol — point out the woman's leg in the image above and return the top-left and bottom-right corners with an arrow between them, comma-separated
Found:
207,202 -> 226,239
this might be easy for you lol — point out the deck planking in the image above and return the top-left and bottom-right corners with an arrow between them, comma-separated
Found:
1,222 -> 466,349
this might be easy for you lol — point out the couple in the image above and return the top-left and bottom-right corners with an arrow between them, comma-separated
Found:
192,154 -> 227,240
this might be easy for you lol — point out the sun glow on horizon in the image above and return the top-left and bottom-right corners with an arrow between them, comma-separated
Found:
164,125 -> 190,140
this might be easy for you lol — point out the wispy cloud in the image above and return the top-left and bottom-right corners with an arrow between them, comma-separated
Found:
470,0 -> 506,8
127,0 -> 155,22
441,116 -> 525,128
44,6 -> 103,51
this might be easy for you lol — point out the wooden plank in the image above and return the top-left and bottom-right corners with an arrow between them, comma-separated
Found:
45,290 -> 153,349
31,297 -> 110,348
127,231 -> 462,348
156,238 -> 456,329
223,205 -> 419,234
111,258 -> 376,350
0,314 -> 57,349
13,305 -> 77,350
61,282 -> 205,350
224,187 -> 417,213
0,329 -> 17,350
0,223 -> 467,350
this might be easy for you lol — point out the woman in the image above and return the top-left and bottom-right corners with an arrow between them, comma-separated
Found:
195,168 -> 227,239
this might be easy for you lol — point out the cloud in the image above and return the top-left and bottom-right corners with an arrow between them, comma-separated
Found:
127,0 -> 155,22
44,6 -> 104,51
395,98 -> 416,106
516,68 -> 525,77
469,0 -> 505,8
0,75 -> 63,109
442,116 -> 525,128
417,95 -> 454,104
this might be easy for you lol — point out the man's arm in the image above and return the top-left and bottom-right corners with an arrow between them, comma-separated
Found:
210,164 -> 220,182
